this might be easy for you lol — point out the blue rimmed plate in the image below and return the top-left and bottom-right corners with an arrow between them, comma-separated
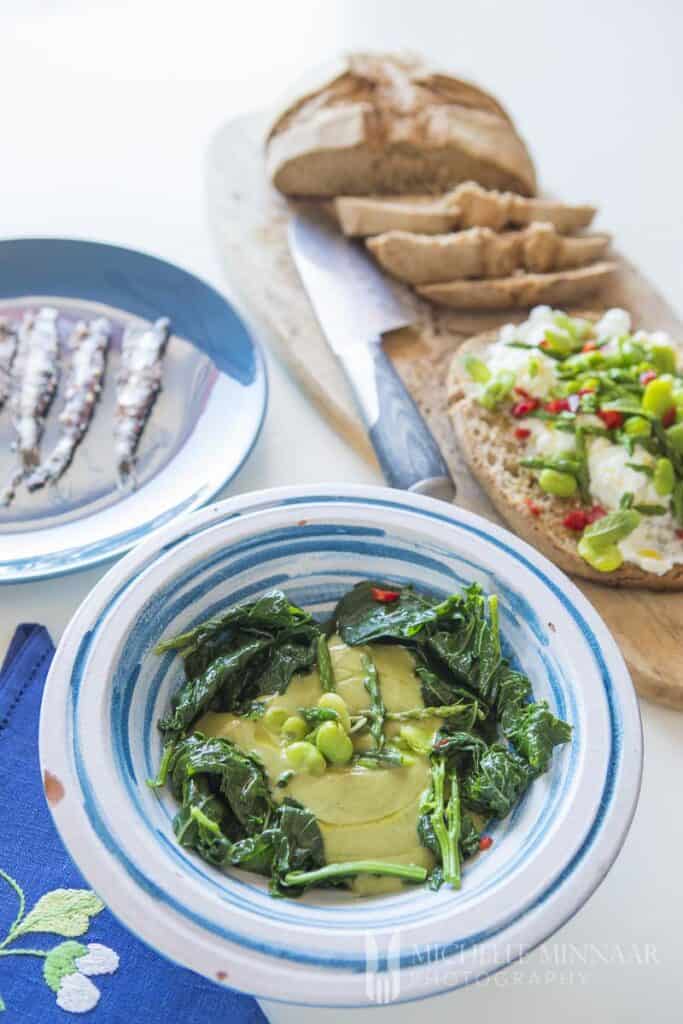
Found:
39,485 -> 642,1007
0,238 -> 267,581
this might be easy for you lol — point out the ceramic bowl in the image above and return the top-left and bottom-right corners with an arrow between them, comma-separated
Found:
39,485 -> 642,1007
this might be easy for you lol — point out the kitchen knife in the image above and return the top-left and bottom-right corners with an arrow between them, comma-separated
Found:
288,206 -> 455,500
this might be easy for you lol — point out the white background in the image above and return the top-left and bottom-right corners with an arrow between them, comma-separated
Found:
1,1 -> 681,1021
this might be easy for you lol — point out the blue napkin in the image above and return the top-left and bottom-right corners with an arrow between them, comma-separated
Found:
0,624 -> 268,1023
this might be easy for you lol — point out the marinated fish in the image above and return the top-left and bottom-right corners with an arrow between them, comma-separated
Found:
0,320 -> 17,409
26,316 -> 111,491
114,316 -> 170,484
2,307 -> 60,505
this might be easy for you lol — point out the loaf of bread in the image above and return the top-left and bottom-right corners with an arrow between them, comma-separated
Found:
267,53 -> 537,198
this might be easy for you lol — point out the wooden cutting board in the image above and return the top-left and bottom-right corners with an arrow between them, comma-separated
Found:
206,110 -> 683,710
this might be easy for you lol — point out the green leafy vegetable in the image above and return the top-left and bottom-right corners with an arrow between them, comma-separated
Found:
157,591 -> 322,745
333,582 -> 446,645
461,744 -> 531,818
502,701 -> 572,775
159,640 -> 270,744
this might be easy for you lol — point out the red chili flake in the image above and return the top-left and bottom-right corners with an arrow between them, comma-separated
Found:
514,386 -> 533,399
662,406 -> 677,428
514,427 -> 532,440
525,498 -> 542,517
512,398 -> 539,418
597,409 -> 625,430
371,587 -> 401,604
434,737 -> 451,750
676,530 -> 683,540
587,505 -> 607,524
545,398 -> 570,414
539,338 -> 550,350
582,340 -> 598,352
563,509 -> 589,532
479,835 -> 494,851
578,387 -> 596,396
639,370 -> 658,386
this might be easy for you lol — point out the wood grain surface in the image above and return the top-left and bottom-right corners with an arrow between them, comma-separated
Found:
206,110 -> 683,709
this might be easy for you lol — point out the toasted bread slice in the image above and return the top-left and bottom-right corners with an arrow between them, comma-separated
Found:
334,184 -> 595,237
419,261 -> 616,310
447,330 -> 683,589
367,224 -> 611,285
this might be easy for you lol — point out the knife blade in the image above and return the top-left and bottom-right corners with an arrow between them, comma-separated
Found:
288,205 -> 455,500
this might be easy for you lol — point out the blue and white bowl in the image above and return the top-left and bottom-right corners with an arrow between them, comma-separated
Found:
39,486 -> 642,1007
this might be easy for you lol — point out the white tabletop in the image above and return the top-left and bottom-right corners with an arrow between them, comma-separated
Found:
2,2 -> 682,1020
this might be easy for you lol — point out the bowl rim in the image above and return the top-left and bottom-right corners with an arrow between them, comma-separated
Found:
39,484 -> 643,1006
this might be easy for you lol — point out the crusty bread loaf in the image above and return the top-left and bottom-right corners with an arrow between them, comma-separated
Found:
418,261 -> 616,309
267,53 -> 536,198
448,330 -> 683,590
335,184 -> 596,237
367,224 -> 611,285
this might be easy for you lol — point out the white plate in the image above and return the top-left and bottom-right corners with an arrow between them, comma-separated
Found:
0,238 -> 267,580
39,485 -> 642,1007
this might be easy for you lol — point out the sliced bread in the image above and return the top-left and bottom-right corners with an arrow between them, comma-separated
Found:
418,261 -> 616,309
367,224 -> 611,285
335,183 -> 596,237
447,330 -> 683,589
334,195 -> 461,236
267,53 -> 536,198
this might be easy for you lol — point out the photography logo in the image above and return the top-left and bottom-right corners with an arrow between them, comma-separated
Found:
364,929 -> 402,1004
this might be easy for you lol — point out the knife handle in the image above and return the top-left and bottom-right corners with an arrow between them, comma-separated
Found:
342,341 -> 456,501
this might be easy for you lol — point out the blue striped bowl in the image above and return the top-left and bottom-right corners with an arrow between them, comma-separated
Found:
39,486 -> 642,1007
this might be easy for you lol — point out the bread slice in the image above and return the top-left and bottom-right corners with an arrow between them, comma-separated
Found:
335,183 -> 596,237
453,182 -> 596,234
418,261 -> 616,310
448,330 -> 683,589
267,53 -> 536,198
334,195 -> 461,236
367,224 -> 611,285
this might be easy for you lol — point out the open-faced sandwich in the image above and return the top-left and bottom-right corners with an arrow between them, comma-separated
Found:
448,306 -> 683,588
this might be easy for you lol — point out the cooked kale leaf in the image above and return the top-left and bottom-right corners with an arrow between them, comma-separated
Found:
461,744 -> 532,818
159,640 -> 270,743
502,700 -> 572,775
333,581 -> 448,645
157,591 -> 321,743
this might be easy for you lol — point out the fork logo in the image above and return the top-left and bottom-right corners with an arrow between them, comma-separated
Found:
364,929 -> 402,1004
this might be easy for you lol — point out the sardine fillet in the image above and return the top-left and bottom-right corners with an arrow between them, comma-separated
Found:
2,307 -> 60,505
114,316 -> 170,484
26,317 -> 111,491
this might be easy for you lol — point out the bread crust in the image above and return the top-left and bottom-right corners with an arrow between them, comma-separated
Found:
448,329 -> 683,590
267,54 -> 536,198
419,262 -> 616,310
